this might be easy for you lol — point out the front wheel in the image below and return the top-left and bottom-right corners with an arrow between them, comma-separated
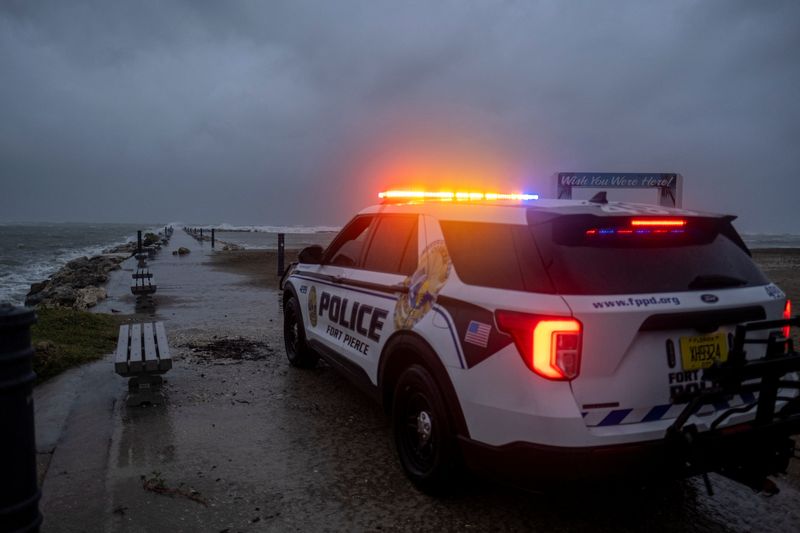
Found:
392,364 -> 459,494
283,296 -> 318,368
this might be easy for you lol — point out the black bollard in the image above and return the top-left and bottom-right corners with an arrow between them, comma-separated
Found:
277,233 -> 285,275
211,229 -> 215,248
137,230 -> 142,254
0,304 -> 43,532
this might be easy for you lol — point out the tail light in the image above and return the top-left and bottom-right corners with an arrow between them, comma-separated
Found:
783,299 -> 792,339
495,311 -> 582,380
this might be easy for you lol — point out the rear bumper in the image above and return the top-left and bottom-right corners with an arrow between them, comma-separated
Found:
458,435 -> 666,484
458,416 -> 799,485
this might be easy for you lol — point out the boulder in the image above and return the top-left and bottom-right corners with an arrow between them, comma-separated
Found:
75,286 -> 107,310
25,291 -> 45,307
51,286 -> 77,307
28,281 -> 48,297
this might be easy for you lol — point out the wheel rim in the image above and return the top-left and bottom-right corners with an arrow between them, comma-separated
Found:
399,387 -> 438,474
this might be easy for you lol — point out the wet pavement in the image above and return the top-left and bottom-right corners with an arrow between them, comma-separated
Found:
34,230 -> 800,532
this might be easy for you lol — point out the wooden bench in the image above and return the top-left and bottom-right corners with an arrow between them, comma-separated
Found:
115,322 -> 172,405
131,270 -> 157,296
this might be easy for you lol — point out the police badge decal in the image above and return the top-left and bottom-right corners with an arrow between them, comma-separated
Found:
394,240 -> 451,330
308,285 -> 318,327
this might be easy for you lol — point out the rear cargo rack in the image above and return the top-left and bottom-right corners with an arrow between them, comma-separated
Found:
666,316 -> 800,495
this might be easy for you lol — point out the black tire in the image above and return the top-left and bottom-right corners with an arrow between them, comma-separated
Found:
283,296 -> 318,368
392,364 -> 458,494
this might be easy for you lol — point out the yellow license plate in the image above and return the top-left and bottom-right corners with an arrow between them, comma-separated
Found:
680,332 -> 728,370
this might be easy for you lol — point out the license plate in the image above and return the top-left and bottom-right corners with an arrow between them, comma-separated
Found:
680,332 -> 728,370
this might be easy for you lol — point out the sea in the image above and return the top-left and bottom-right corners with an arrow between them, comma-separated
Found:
0,223 -> 338,306
0,223 -> 797,306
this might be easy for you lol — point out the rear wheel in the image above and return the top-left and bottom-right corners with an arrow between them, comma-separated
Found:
392,364 -> 458,494
283,296 -> 318,368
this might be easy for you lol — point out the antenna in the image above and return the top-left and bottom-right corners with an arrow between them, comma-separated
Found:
589,191 -> 608,204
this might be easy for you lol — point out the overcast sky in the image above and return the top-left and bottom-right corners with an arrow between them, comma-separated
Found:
1,1 -> 798,232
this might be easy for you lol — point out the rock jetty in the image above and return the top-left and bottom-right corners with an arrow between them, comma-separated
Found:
25,255 -> 125,309
25,231 -> 170,309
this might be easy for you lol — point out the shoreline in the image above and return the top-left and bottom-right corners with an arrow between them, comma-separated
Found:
22,230 -> 170,310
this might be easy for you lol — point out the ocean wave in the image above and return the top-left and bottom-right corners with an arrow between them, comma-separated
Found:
741,233 -> 800,249
187,223 -> 341,234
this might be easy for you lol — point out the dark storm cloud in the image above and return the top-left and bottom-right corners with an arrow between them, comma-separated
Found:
1,0 -> 798,232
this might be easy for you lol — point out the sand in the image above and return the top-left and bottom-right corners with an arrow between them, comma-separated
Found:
209,248 -> 300,288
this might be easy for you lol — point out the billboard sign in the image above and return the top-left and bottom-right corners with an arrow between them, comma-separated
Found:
554,172 -> 682,207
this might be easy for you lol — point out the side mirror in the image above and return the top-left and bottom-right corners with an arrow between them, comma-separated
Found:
298,245 -> 324,265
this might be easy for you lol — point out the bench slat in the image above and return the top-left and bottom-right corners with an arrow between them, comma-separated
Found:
129,324 -> 143,373
114,324 -> 130,374
132,273 -> 154,279
115,321 -> 172,378
143,323 -> 159,372
155,322 -> 172,371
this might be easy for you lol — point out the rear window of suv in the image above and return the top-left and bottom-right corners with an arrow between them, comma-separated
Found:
528,213 -> 768,295
440,221 -> 554,293
441,214 -> 768,296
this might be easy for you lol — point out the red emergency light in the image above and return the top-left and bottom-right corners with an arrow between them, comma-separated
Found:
630,219 -> 687,227
585,218 -> 688,237
784,299 -> 792,339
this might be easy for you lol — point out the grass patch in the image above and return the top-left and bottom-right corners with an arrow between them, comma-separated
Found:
31,308 -> 125,383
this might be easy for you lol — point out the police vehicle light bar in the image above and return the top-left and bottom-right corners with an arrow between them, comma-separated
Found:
378,190 -> 539,202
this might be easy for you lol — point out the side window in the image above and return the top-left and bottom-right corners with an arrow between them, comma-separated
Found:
363,215 -> 418,275
324,215 -> 375,267
440,221 -> 554,292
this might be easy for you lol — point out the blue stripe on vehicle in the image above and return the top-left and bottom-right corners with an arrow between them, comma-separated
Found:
598,409 -> 633,426
713,400 -> 730,411
641,404 -> 672,423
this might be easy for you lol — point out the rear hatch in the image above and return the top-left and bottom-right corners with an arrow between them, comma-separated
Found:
527,208 -> 788,428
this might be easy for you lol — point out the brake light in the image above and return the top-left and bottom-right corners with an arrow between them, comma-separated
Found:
630,219 -> 687,227
784,299 -> 792,339
495,311 -> 582,380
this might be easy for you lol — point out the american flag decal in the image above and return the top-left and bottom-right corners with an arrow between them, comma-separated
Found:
464,320 -> 491,348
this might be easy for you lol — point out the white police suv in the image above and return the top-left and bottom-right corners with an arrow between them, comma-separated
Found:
281,190 -> 800,494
